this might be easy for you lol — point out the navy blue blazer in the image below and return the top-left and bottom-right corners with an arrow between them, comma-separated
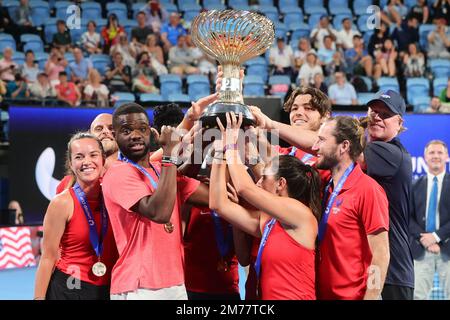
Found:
409,173 -> 450,261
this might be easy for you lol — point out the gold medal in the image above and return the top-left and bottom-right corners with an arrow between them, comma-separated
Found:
164,222 -> 174,233
217,258 -> 229,272
92,261 -> 107,277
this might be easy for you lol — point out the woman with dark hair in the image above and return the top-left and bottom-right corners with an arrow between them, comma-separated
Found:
34,132 -> 118,300
132,51 -> 159,94
368,23 -> 390,58
210,112 -> 321,300
101,14 -> 125,54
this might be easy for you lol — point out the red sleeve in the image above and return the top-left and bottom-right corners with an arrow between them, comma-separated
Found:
274,145 -> 290,155
359,180 -> 390,235
56,175 -> 73,195
102,163 -> 154,212
176,174 -> 200,205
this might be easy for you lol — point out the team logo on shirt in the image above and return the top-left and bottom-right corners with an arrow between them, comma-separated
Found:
332,199 -> 343,214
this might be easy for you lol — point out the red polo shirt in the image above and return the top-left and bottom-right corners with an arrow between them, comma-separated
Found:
317,164 -> 389,300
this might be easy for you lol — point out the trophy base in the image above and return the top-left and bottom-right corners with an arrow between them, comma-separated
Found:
200,102 -> 256,128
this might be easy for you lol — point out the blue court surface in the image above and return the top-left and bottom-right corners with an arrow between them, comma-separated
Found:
0,266 -> 247,300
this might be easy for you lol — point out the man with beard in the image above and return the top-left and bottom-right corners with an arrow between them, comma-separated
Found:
312,116 -> 390,299
361,90 -> 415,300
56,113 -> 119,193
102,103 -> 209,300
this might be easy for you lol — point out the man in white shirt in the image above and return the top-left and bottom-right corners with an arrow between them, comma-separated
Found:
310,15 -> 338,50
297,51 -> 323,86
337,18 -> 361,50
269,37 -> 295,78
410,140 -> 450,300
328,72 -> 357,105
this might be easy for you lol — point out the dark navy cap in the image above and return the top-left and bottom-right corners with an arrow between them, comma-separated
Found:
367,90 -> 406,116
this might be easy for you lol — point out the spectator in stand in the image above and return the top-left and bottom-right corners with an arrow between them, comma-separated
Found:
6,73 -> 29,99
101,14 -> 125,54
187,33 -> 217,80
69,47 -> 93,90
168,35 -> 199,76
328,71 -> 358,105
297,51 -> 323,86
52,20 -> 73,54
84,69 -> 109,108
142,0 -> 169,33
8,200 -> 24,225
143,34 -> 168,76
345,35 -> 373,77
318,36 -> 337,66
326,51 -> 347,79
0,0 -> 20,42
56,71 -> 81,107
374,39 -> 398,78
293,38 -> 312,73
0,47 -> 18,82
427,18 -> 450,59
432,0 -> 450,22
409,0 -> 430,24
426,96 -> 450,113
44,48 -> 68,86
269,37 -> 294,78
20,50 -> 40,84
105,52 -> 132,93
312,72 -> 328,95
0,79 -> 6,101
14,0 -> 39,36
403,43 -> 425,78
391,16 -> 420,54
337,18 -> 361,50
383,0 -> 408,26
110,32 -> 137,69
161,13 -> 187,53
81,21 -> 102,55
310,15 -> 338,50
131,11 -> 154,53
368,23 -> 390,58
29,72 -> 56,100
132,51 -> 159,94
440,78 -> 450,103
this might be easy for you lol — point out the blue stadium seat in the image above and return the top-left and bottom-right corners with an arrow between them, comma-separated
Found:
280,0 -> 299,8
187,74 -> 211,101
81,2 -> 102,21
11,51 -> 25,65
418,24 -> 435,50
231,4 -> 251,11
283,7 -> 303,27
168,93 -> 191,103
353,0 -> 372,16
44,19 -> 58,44
304,6 -> 327,16
64,52 -> 75,63
164,3 -> 179,15
70,26 -> 85,45
30,0 -> 50,26
357,93 -> 375,105
95,19 -> 107,33
20,34 -> 44,53
0,33 -> 16,51
360,76 -> 372,92
113,92 -> 136,108
132,3 -> 146,19
258,0 -> 274,5
160,74 -> 183,100
54,1 -> 73,20
328,0 -> 349,11
333,14 -> 353,30
178,1 -> 201,12
406,78 -> 430,104
290,23 -> 310,45
245,57 -> 269,83
243,75 -> 265,96
202,0 -> 225,10
259,6 -> 279,23
308,13 -> 323,29
122,20 -> 138,41
433,77 -> 448,97
34,52 -> 49,70
90,54 -> 111,76
363,30 -> 374,46
3,0 -> 19,18
183,9 -> 201,23
411,96 -> 431,113
331,7 -> 352,16
377,77 -> 400,92
357,14 -> 371,33
430,59 -> 450,78
107,2 -> 128,22
140,93 -> 164,102
274,22 -> 288,42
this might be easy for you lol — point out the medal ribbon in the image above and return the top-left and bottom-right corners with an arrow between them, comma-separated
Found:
210,210 -> 233,259
118,151 -> 160,189
73,183 -> 108,258
289,146 -> 314,164
254,218 -> 277,279
318,162 -> 355,243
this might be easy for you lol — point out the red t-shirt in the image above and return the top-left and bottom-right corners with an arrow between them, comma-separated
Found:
183,206 -> 239,295
317,164 -> 389,300
275,145 -> 317,165
260,219 -> 316,300
56,82 -> 78,104
56,188 -> 118,286
102,161 -> 200,295
56,175 -> 74,194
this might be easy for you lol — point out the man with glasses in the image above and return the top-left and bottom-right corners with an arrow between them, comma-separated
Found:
361,90 -> 415,300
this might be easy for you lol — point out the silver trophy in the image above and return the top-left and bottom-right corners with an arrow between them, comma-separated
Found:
191,10 -> 275,127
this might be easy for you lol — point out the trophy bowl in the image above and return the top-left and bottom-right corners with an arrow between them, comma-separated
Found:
191,10 -> 275,128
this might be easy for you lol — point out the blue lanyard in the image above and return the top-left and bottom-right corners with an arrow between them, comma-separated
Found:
118,151 -> 159,189
318,163 -> 355,243
254,218 -> 277,279
73,183 -> 108,258
289,147 -> 314,163
210,210 -> 233,258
